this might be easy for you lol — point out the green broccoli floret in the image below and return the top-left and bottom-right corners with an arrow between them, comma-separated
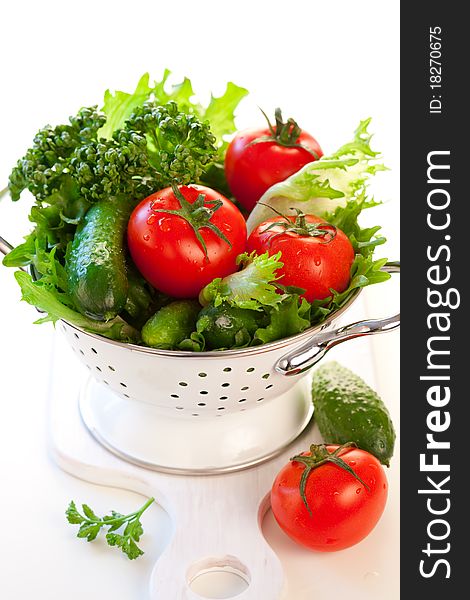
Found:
9,106 -> 106,202
125,100 -> 217,185
69,129 -> 159,203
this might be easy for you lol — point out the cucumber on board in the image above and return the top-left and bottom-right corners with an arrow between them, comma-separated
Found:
67,197 -> 132,321
312,361 -> 396,466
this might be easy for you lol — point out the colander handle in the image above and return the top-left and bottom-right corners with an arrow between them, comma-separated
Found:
275,262 -> 400,377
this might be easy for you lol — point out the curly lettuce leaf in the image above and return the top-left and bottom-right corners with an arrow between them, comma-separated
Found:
15,271 -> 140,343
324,193 -> 387,257
99,70 -> 248,147
99,73 -> 154,140
199,252 -> 284,311
254,296 -> 311,345
246,118 -> 387,233
202,82 -> 249,144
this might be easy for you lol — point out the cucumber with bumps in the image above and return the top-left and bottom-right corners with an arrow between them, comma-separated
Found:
312,361 -> 396,466
67,197 -> 132,321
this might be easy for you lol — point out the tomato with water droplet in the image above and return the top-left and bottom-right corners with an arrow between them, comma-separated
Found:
271,444 -> 388,552
247,214 -> 354,302
127,185 -> 247,298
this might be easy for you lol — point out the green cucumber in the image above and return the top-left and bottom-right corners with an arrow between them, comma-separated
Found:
196,304 -> 264,349
67,197 -> 132,321
142,300 -> 201,349
312,361 -> 396,466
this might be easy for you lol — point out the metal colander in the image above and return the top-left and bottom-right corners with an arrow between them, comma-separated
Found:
60,286 -> 367,417
2,230 -> 399,472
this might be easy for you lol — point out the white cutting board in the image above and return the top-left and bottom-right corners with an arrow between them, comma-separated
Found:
48,298 -> 397,600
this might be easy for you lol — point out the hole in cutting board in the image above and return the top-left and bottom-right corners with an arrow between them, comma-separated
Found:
187,556 -> 250,599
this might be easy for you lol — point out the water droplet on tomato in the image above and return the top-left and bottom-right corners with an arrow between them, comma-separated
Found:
224,224 -> 233,232
147,215 -> 156,226
333,491 -> 340,496
160,220 -> 172,233
349,460 -> 356,466
356,488 -> 362,494
314,258 -> 321,266
143,234 -> 150,242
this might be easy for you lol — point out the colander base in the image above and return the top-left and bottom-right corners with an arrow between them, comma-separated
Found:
78,375 -> 314,475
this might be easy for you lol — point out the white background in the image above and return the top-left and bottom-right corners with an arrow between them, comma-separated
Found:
0,1 -> 400,598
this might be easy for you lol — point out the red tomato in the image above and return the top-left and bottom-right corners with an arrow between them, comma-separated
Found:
271,444 -> 388,552
225,109 -> 323,212
127,185 -> 247,298
247,214 -> 354,302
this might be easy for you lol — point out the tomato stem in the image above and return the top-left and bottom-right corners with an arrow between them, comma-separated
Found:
258,203 -> 337,244
291,442 -> 370,516
153,184 -> 232,259
249,108 -> 320,159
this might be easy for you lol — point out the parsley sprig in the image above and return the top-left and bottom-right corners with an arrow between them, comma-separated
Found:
66,497 -> 155,560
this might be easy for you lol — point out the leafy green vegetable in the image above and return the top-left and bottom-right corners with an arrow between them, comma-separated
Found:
199,251 -> 284,311
4,71 -> 247,334
246,118 -> 386,233
14,271 -> 140,343
254,295 -> 311,345
66,497 -> 155,560
99,73 -> 154,140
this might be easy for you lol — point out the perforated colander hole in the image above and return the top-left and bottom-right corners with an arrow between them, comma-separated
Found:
179,382 -> 188,387
108,365 -> 115,371
199,390 -> 208,395
257,398 -> 264,402
175,406 -> 184,410
103,380 -> 109,385
74,333 -> 79,340
238,399 -> 247,403
241,386 -> 249,391
171,394 -> 179,399
192,413 -> 199,417
198,372 -> 207,378
265,384 -> 274,389
221,383 -> 230,388
262,373 -> 270,379
79,349 -> 84,356
223,367 -> 232,372
91,348 -> 98,354
246,367 -> 255,373
198,402 -> 206,407
219,396 -> 228,400
217,407 -> 225,411
96,366 -> 102,372
124,394 -> 130,398
120,382 -> 127,388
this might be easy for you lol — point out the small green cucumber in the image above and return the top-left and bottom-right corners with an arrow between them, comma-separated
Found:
196,304 -> 263,349
312,361 -> 396,466
142,300 -> 201,349
67,197 -> 132,321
